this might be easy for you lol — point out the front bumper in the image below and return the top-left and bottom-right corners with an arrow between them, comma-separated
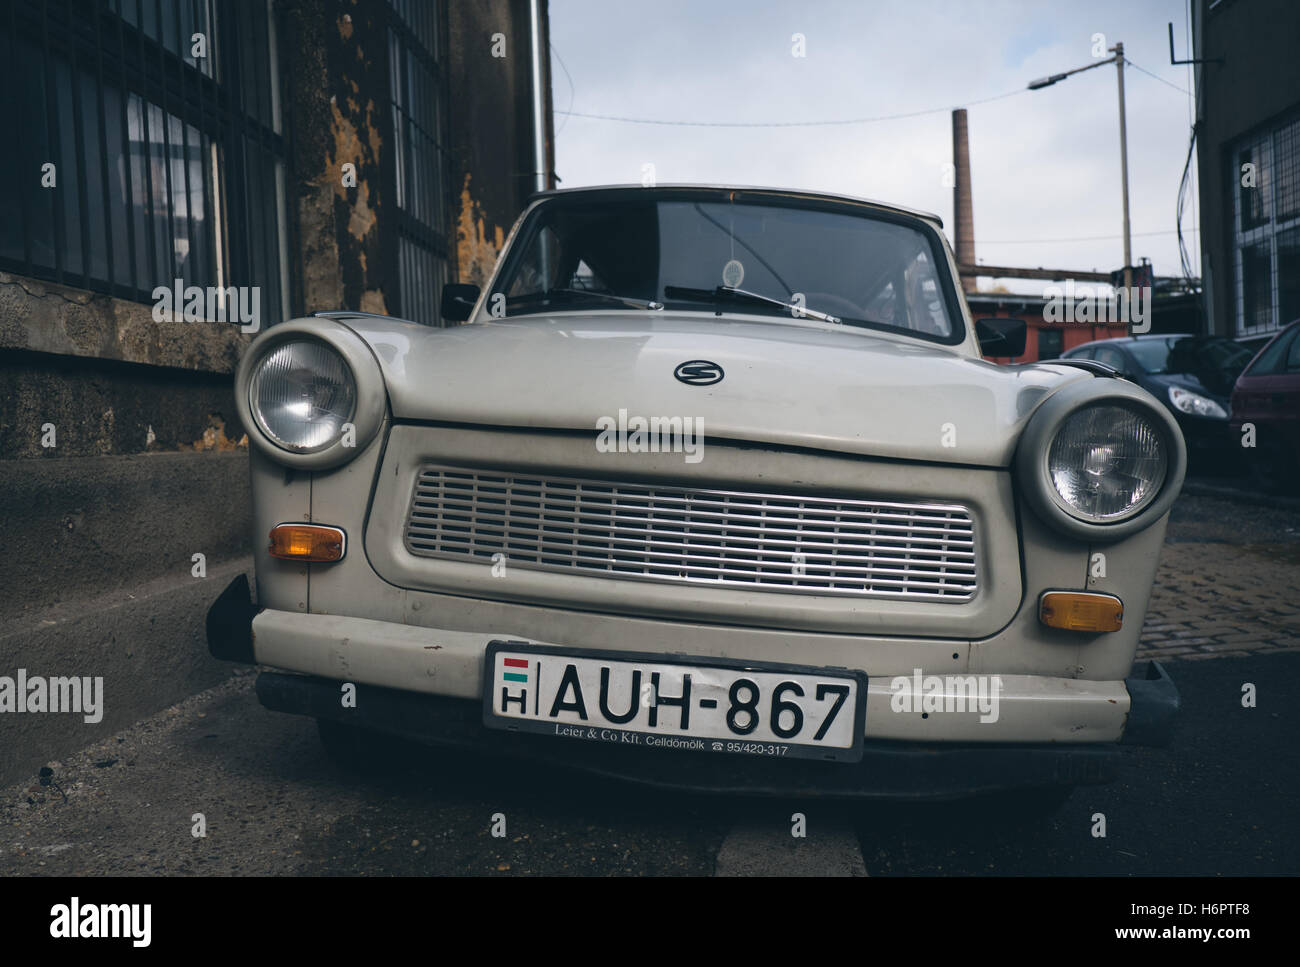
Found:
256,671 -> 1125,799
1174,412 -> 1233,453
207,577 -> 1179,796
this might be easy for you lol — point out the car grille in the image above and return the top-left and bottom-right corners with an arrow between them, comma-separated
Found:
404,466 -> 978,601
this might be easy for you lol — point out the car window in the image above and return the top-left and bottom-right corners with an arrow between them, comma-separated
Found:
1066,346 -> 1095,360
1289,331 -> 1300,371
1125,338 -> 1177,374
1093,345 -> 1129,373
1038,329 -> 1064,360
1118,336 -> 1253,389
1170,337 -> 1254,379
493,196 -> 960,341
1244,327 -> 1300,376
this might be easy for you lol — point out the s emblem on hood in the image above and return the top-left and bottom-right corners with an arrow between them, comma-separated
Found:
674,360 -> 724,386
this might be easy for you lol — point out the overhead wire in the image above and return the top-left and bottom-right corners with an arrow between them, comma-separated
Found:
553,86 -> 1031,128
979,227 -> 1198,245
550,42 -> 576,136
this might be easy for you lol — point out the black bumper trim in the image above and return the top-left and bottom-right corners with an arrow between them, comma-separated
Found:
206,574 -> 258,663
1122,660 -> 1180,747
256,671 -> 1126,800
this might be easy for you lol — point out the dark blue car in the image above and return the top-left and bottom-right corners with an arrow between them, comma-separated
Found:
1060,334 -> 1255,458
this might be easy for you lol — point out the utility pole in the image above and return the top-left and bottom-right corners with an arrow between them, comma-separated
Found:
1028,41 -> 1134,295
1114,42 -> 1132,294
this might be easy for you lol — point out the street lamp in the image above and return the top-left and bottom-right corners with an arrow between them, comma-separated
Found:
1028,42 -> 1133,293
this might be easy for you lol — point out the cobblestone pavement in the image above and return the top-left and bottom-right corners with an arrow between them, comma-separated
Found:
1137,491 -> 1300,663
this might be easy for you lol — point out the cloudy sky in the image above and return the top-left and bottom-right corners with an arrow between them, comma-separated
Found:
549,0 -> 1199,296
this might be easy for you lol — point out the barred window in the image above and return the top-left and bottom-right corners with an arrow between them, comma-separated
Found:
0,0 -> 289,327
1231,113 -> 1300,337
388,0 -> 450,326
1279,226 -> 1300,328
1037,328 -> 1064,361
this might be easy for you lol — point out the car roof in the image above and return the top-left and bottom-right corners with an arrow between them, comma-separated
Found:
1067,334 -> 1191,352
1068,338 -> 1139,354
528,183 -> 945,228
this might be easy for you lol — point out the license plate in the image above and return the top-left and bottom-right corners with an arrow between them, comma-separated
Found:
482,641 -> 867,762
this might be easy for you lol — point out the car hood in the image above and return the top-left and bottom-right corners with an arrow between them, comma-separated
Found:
336,312 -> 1092,467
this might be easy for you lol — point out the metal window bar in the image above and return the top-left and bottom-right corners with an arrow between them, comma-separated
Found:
0,0 -> 286,323
39,1 -> 64,283
1233,110 -> 1300,337
94,2 -> 116,297
386,0 -> 450,325
12,2 -> 32,271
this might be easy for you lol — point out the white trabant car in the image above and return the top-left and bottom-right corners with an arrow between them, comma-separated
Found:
208,185 -> 1182,809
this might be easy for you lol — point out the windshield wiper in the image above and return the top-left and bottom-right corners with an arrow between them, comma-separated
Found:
539,288 -> 664,310
662,285 -> 841,324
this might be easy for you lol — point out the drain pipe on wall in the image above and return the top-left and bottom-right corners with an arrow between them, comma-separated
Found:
528,0 -> 550,194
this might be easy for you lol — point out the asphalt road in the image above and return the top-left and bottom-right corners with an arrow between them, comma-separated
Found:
1,650 -> 1294,877
856,650 -> 1298,875
2,491 -> 1297,877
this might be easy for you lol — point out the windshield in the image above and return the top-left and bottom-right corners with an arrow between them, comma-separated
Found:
1126,338 -> 1180,373
1128,336 -> 1255,389
493,195 -> 960,342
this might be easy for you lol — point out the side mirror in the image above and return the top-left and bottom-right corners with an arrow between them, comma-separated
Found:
976,317 -> 1027,358
440,283 -> 481,322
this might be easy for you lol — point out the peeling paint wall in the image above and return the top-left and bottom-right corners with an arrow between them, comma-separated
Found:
456,173 -> 508,288
282,0 -> 552,319
3,0 -> 555,465
447,0 -> 555,291
283,0 -> 396,318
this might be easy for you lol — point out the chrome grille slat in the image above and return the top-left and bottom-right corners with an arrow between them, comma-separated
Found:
409,535 -> 976,568
410,504 -> 975,543
405,541 -> 974,583
407,520 -> 975,557
403,466 -> 979,601
415,483 -> 972,524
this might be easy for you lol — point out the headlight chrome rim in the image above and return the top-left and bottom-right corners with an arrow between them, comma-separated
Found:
248,339 -> 357,454
1015,379 -> 1187,542
1045,402 -> 1169,524
234,317 -> 388,471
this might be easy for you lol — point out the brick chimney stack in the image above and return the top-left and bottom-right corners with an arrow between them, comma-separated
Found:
952,108 -> 976,293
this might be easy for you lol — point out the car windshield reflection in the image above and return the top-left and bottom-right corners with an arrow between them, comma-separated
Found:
493,194 -> 961,343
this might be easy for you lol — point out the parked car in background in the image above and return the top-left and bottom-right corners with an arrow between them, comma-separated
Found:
1060,334 -> 1255,462
207,185 -> 1185,815
1230,319 -> 1300,494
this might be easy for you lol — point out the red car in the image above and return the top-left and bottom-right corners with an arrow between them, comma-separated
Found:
1231,319 -> 1300,493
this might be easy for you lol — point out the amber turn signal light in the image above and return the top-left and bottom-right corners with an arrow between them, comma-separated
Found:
1039,591 -> 1123,632
268,524 -> 346,563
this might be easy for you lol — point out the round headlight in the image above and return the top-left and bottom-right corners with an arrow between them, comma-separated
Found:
1047,404 -> 1168,521
248,340 -> 356,452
